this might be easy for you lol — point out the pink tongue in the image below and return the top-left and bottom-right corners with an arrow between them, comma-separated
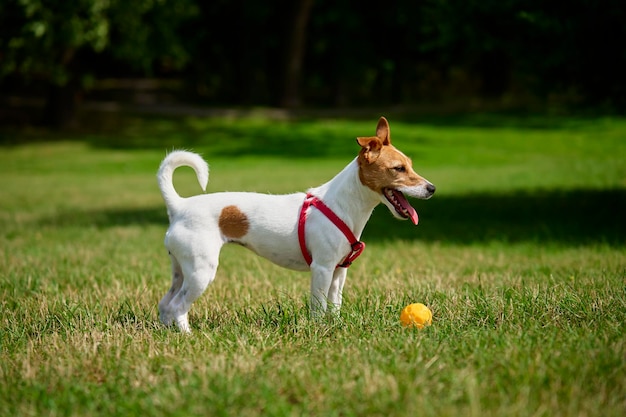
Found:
407,205 -> 419,225
393,190 -> 419,225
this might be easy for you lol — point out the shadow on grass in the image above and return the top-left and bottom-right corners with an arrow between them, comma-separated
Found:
4,111 -> 614,157
365,188 -> 625,245
39,188 -> 625,246
0,114 -> 356,158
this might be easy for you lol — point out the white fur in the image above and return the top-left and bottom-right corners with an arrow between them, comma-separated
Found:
157,139 -> 434,332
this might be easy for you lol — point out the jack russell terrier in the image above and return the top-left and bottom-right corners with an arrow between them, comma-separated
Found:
157,117 -> 435,332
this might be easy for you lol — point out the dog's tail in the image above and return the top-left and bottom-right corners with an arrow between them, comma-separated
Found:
157,150 -> 209,212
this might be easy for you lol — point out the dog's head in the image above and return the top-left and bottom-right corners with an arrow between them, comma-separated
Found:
356,117 -> 435,225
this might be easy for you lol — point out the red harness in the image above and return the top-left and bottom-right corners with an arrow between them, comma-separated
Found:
298,193 -> 365,268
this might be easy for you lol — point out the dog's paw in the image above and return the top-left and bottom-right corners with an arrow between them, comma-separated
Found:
175,315 -> 192,334
159,310 -> 174,326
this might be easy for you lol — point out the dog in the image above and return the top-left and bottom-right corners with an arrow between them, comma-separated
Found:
157,117 -> 435,332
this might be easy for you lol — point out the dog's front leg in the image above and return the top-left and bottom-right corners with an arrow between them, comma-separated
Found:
309,263 -> 335,319
327,267 -> 347,316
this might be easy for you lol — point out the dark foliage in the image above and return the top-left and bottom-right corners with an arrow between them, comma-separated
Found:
1,0 -> 625,127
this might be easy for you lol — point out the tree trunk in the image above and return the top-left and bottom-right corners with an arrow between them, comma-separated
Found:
280,0 -> 314,108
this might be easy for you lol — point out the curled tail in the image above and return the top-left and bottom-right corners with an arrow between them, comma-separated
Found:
157,150 -> 209,212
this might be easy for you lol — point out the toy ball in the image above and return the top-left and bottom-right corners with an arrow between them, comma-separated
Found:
400,303 -> 432,329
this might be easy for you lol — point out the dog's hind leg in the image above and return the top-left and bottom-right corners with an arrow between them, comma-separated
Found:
158,253 -> 184,327
167,250 -> 220,333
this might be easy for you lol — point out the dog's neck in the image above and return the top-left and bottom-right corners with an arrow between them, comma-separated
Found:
307,158 -> 380,239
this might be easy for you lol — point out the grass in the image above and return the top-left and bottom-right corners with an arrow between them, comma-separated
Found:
0,113 -> 625,416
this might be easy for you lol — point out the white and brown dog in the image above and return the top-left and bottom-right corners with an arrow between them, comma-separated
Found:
157,117 -> 435,332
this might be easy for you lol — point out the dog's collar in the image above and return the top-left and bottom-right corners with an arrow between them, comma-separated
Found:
298,193 -> 365,268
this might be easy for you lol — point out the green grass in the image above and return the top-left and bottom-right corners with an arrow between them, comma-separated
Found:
1,114 -> 625,416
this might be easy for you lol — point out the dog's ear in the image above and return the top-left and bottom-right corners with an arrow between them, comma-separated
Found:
376,117 -> 391,145
356,136 -> 383,163
356,117 -> 391,163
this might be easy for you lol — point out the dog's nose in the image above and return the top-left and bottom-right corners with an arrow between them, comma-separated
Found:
426,183 -> 436,194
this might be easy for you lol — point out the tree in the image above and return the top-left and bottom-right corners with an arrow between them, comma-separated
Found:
0,0 -> 198,127
280,0 -> 314,108
418,0 -> 626,108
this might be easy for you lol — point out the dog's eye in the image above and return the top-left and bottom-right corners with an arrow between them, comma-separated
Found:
393,166 -> 406,173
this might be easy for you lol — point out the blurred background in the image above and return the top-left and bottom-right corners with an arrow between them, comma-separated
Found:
1,0 -> 625,129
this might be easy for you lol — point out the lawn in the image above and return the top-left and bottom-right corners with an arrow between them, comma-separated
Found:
0,113 -> 625,416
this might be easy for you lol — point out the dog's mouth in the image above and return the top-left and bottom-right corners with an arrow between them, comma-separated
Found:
383,188 -> 418,225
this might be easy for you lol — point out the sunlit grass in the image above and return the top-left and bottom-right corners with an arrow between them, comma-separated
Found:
1,114 -> 625,416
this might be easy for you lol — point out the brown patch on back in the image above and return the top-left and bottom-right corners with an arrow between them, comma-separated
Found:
219,205 -> 250,238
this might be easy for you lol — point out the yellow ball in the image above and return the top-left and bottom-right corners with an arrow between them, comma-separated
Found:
400,303 -> 432,329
